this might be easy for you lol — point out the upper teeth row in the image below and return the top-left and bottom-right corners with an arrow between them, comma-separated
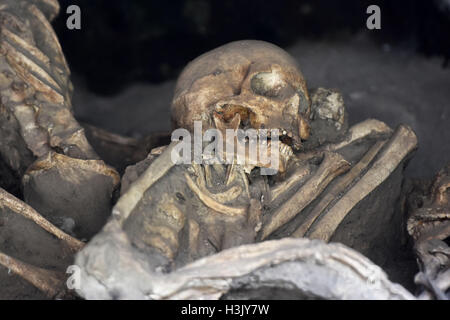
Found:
260,140 -> 293,156
253,128 -> 291,138
279,142 -> 293,156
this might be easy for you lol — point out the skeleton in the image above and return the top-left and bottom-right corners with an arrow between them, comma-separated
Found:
99,40 -> 418,265
73,42 -> 419,298
0,0 -> 424,300
0,0 -> 118,298
406,163 -> 450,299
0,0 -> 119,240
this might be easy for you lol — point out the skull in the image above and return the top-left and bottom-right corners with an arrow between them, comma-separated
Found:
171,40 -> 311,157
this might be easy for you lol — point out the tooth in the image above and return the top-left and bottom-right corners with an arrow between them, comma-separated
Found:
299,117 -> 310,140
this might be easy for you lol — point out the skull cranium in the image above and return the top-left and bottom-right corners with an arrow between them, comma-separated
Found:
171,40 -> 311,157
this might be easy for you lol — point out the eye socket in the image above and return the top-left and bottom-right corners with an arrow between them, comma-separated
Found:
250,72 -> 285,98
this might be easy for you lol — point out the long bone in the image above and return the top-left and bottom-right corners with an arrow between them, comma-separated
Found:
307,125 -> 418,241
0,187 -> 84,297
324,119 -> 392,152
260,151 -> 350,240
0,188 -> 84,251
295,119 -> 393,163
272,119 -> 393,232
292,139 -> 387,237
113,141 -> 179,224
261,120 -> 395,240
269,165 -> 312,203
0,252 -> 65,298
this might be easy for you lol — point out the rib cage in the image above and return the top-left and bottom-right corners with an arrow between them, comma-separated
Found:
0,0 -> 97,177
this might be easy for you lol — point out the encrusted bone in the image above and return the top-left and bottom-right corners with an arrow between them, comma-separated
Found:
0,252 -> 65,298
325,119 -> 392,151
0,0 -> 119,239
0,187 -> 83,297
292,140 -> 387,237
260,152 -> 350,239
185,172 -> 247,216
407,162 -> 450,299
113,141 -> 179,224
0,0 -> 97,170
0,187 -> 84,251
153,239 -> 413,300
308,125 -> 417,241
269,165 -> 312,202
75,233 -> 414,300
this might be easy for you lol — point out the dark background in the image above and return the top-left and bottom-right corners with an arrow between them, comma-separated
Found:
53,0 -> 450,94
52,0 -> 450,179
